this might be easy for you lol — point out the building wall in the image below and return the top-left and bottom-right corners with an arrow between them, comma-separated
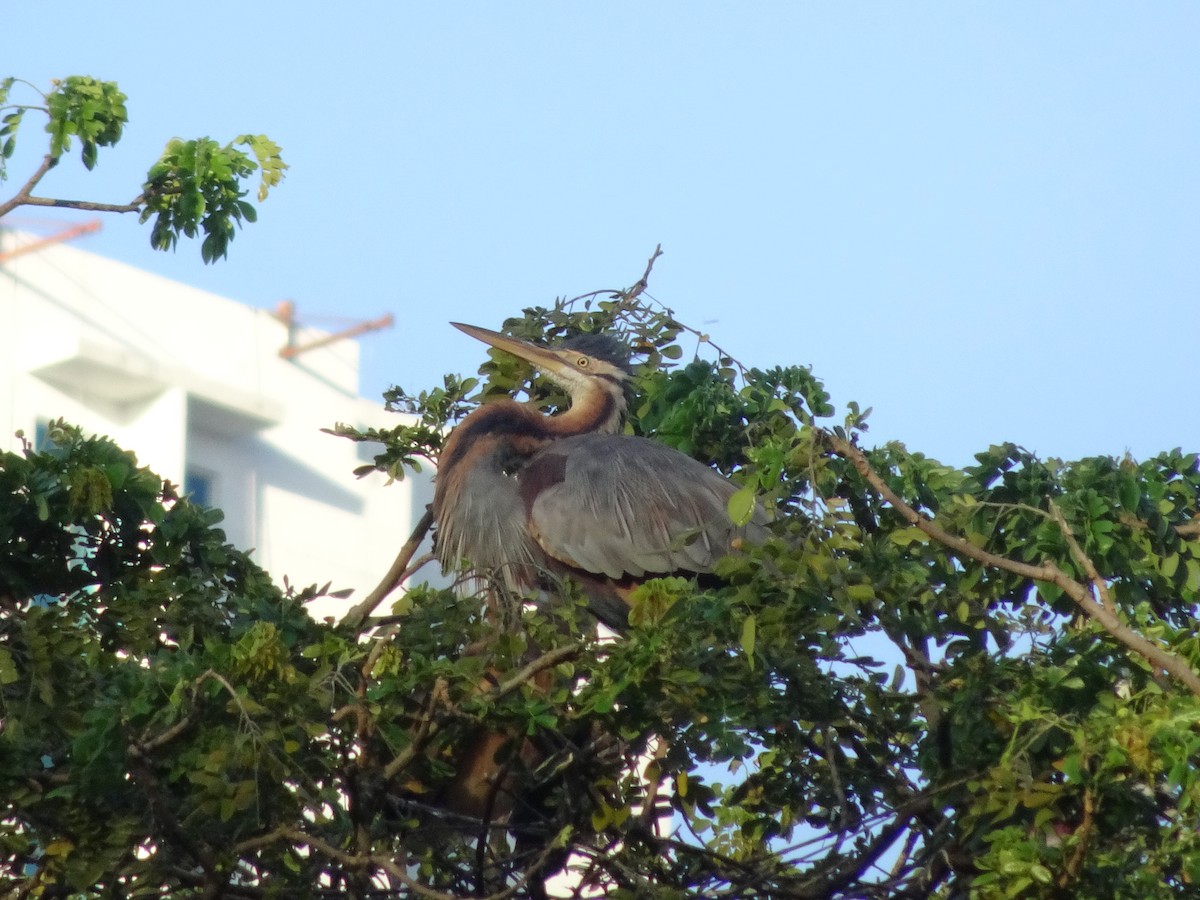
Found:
0,228 -> 433,621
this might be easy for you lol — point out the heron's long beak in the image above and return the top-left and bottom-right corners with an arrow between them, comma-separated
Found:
451,322 -> 573,376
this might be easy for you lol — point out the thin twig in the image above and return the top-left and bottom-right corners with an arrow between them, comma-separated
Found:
637,739 -> 670,830
637,293 -> 751,380
623,244 -> 663,303
823,727 -> 852,838
0,146 -> 157,219
278,826 -> 458,900
888,827 -> 923,881
126,746 -> 219,877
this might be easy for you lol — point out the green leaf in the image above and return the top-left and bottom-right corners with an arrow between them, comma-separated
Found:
0,646 -> 18,684
846,583 -> 875,603
727,484 -> 757,526
889,527 -> 930,547
740,613 -> 757,664
1187,558 -> 1200,592
1029,864 -> 1053,885
1118,475 -> 1140,510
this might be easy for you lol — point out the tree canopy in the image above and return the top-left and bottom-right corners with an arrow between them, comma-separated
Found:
4,257 -> 1200,898
0,76 -> 284,262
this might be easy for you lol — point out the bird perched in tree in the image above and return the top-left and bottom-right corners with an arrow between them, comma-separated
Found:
433,323 -> 768,629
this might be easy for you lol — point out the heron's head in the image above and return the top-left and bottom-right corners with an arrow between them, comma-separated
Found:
451,323 -> 631,397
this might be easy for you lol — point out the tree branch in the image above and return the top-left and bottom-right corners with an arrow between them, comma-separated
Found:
1059,786 -> 1096,889
0,156 -> 150,218
1049,501 -> 1116,614
796,811 -> 916,898
491,643 -> 580,701
2,165 -> 177,220
0,154 -> 56,218
824,430 -> 1200,697
5,193 -> 145,214
342,506 -> 434,631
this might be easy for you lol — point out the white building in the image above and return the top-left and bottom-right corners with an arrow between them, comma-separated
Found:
0,226 -> 432,620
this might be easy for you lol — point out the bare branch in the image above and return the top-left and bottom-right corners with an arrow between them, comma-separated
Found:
126,744 -> 219,877
623,244 -> 663,303
361,624 -> 400,681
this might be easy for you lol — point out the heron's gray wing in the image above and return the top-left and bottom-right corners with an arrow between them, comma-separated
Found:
519,434 -> 767,580
435,436 -> 542,594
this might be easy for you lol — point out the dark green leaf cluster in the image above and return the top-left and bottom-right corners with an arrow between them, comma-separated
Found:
7,287 -> 1200,897
140,135 -> 287,263
44,76 -> 128,171
0,424 -> 343,895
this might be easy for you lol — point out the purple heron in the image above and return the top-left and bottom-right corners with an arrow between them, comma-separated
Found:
433,323 -> 768,629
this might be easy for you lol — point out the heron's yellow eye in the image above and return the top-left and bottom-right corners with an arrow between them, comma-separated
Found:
577,357 -> 589,367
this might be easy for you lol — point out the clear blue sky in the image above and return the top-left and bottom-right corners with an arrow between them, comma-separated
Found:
6,3 -> 1198,467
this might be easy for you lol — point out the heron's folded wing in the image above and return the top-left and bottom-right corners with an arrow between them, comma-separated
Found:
520,434 -> 766,580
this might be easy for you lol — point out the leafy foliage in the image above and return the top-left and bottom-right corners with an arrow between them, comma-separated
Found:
5,267 -> 1200,896
0,76 -> 284,261
140,134 -> 285,263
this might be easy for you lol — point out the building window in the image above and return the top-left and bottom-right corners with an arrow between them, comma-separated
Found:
184,468 -> 215,507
